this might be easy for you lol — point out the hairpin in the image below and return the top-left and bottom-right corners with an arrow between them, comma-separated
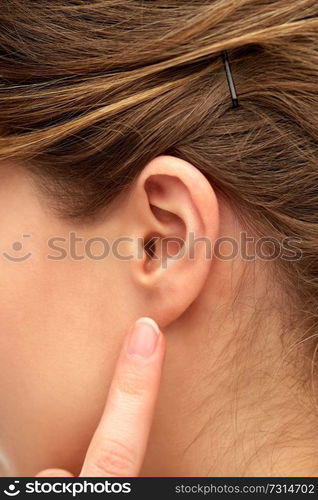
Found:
221,51 -> 239,108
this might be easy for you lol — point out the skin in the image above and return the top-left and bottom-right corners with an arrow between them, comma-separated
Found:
1,156 -> 318,477
36,317 -> 166,477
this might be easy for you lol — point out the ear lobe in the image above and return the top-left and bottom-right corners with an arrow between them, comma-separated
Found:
127,156 -> 219,327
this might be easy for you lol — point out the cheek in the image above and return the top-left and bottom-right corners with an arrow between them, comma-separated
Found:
0,255 -> 135,475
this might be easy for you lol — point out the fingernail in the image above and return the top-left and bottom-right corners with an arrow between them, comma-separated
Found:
127,317 -> 160,358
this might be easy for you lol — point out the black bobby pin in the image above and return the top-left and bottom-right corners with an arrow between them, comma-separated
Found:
221,51 -> 239,109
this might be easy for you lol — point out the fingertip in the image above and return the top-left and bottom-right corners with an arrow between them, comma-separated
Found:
36,468 -> 74,477
135,317 -> 160,334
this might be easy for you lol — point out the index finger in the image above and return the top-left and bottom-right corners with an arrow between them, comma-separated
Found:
80,317 -> 165,477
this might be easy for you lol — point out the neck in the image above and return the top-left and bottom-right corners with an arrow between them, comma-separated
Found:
143,266 -> 318,477
175,356 -> 318,477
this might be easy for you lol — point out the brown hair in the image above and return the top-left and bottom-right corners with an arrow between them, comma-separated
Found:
0,0 -> 318,356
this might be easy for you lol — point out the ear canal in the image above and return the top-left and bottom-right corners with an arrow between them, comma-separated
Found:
144,234 -> 159,260
143,230 -> 186,273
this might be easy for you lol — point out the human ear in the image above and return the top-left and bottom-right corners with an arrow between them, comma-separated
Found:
122,155 -> 219,328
